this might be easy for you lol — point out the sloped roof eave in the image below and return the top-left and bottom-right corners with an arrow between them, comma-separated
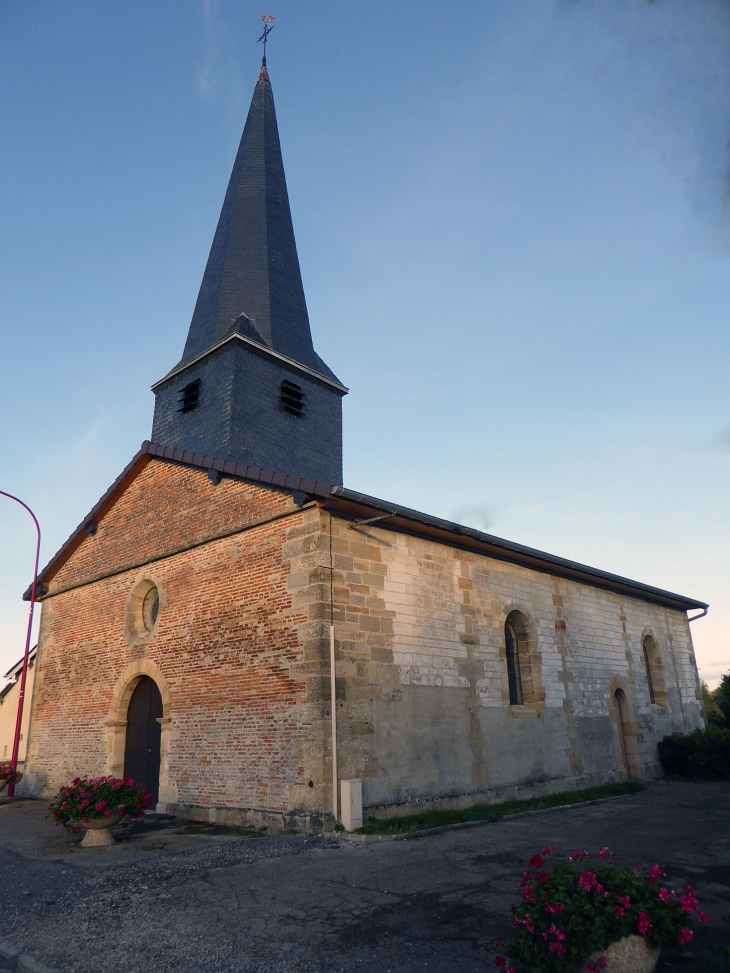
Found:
24,442 -> 333,599
25,444 -> 707,615
324,487 -> 708,614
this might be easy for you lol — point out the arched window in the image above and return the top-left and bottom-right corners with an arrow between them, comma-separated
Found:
504,611 -> 543,707
505,619 -> 523,705
643,641 -> 655,704
642,634 -> 666,706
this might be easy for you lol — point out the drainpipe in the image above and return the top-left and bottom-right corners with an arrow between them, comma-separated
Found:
330,623 -> 337,823
329,511 -> 338,824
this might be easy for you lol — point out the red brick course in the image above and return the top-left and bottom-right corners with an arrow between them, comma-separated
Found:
28,460 -> 317,814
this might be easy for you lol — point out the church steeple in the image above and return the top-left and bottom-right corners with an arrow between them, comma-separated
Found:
150,60 -> 346,484
177,60 -> 333,379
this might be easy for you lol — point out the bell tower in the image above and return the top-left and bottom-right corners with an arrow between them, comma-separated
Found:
151,57 -> 346,484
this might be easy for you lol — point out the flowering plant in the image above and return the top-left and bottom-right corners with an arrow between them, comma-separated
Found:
495,846 -> 708,973
48,776 -> 152,828
0,763 -> 22,786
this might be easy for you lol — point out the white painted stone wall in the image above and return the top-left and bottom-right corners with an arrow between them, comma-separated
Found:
330,519 -> 704,816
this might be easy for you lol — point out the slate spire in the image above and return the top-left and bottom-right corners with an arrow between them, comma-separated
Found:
178,61 -> 330,378
151,60 -> 345,485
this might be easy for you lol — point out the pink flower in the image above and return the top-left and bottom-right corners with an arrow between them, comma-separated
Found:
658,887 -> 672,902
648,865 -> 664,882
678,927 -> 693,944
555,945 -> 565,958
542,845 -> 555,855
522,885 -> 536,903
506,966 -> 517,973
636,912 -> 651,935
579,871 -> 597,892
679,885 -> 698,913
698,911 -> 709,924
587,965 -> 600,973
529,854 -> 543,868
545,902 -> 564,915
523,914 -> 535,932
615,906 -> 625,917
519,872 -> 531,888
620,895 -> 632,910
599,846 -> 610,859
494,957 -> 506,969
94,801 -> 106,811
537,871 -> 550,884
595,883 -> 604,894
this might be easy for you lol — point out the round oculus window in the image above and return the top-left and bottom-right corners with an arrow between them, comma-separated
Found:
142,586 -> 159,632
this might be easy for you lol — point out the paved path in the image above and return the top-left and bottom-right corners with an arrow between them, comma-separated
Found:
0,781 -> 728,973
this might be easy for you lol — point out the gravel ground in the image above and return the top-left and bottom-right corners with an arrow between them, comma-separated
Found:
0,781 -> 728,973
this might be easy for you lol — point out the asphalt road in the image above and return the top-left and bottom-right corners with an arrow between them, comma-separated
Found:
0,781 -> 727,973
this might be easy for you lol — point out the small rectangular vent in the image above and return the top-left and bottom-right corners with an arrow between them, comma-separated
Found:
281,380 -> 304,416
178,379 -> 201,414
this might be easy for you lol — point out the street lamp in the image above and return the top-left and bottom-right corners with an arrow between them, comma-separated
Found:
0,491 -> 41,798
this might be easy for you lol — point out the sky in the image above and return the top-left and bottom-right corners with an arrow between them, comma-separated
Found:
0,0 -> 728,688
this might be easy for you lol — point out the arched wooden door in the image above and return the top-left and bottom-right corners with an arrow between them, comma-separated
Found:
614,689 -> 631,776
123,676 -> 162,805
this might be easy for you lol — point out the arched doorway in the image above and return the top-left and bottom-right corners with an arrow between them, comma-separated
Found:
123,676 -> 162,804
614,688 -> 631,776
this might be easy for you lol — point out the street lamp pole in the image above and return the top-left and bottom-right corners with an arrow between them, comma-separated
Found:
0,491 -> 41,798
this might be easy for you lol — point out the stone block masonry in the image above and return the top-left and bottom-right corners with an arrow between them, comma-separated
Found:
324,517 -> 704,819
23,458 -> 705,830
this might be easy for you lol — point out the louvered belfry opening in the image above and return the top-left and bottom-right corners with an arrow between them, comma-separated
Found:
178,379 -> 201,414
281,379 -> 304,416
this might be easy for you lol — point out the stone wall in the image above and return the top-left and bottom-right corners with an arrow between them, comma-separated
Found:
23,463 -> 705,829
326,517 -> 704,818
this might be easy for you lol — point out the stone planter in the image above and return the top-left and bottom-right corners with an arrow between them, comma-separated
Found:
75,813 -> 124,848
585,935 -> 660,973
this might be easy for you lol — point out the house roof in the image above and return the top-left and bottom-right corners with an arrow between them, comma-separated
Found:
2,646 -> 37,683
25,442 -> 708,614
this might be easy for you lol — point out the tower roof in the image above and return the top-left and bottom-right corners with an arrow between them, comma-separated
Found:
171,64 -> 336,382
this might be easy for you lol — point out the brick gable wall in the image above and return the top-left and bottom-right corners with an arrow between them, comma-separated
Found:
25,463 -> 333,824
49,460 -> 297,595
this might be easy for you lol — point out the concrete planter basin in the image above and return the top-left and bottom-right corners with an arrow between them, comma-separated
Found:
75,812 -> 124,847
585,935 -> 660,973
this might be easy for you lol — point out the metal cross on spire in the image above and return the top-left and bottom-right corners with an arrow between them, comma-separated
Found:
257,14 -> 276,65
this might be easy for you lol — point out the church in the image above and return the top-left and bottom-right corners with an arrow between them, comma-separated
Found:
21,57 -> 707,831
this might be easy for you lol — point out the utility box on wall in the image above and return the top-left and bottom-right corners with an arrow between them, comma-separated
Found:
341,778 -> 363,831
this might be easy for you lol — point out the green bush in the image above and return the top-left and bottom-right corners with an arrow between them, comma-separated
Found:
702,673 -> 730,729
658,726 -> 730,780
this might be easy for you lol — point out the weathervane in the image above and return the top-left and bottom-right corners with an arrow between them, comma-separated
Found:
257,14 -> 276,64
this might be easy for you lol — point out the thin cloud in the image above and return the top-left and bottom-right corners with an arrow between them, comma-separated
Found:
195,0 -> 220,99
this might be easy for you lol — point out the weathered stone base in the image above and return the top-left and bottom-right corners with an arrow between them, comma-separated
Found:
362,769 -> 638,823
159,770 -> 645,835
159,802 -> 331,835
